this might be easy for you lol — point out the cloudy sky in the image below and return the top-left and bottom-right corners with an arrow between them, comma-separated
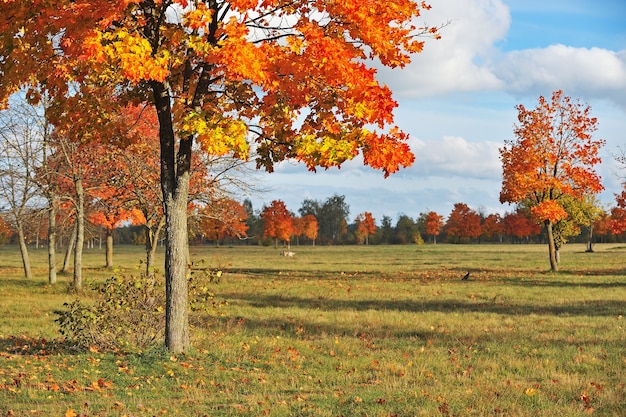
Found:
250,0 -> 626,222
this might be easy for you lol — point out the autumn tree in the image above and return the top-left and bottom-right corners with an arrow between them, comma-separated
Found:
424,211 -> 444,244
611,146 -> 626,237
500,91 -> 604,271
46,133 -> 101,290
611,191 -> 626,237
0,214 -> 13,244
1,0 -> 440,352
481,213 -> 503,243
592,211 -> 612,243
300,214 -> 319,246
261,200 -> 294,248
445,203 -> 482,243
355,212 -> 376,245
198,198 -> 248,245
291,215 -> 318,246
503,208 -> 541,243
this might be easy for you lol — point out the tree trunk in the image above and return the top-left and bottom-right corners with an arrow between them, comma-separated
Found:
47,200 -> 57,284
586,225 -> 594,252
153,80 -> 191,353
544,220 -> 558,272
145,217 -> 164,280
73,176 -> 85,290
16,219 -> 32,279
105,229 -> 113,268
63,223 -> 76,273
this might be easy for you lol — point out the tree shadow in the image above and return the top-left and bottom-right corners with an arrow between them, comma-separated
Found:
0,335 -> 74,356
224,292 -> 625,318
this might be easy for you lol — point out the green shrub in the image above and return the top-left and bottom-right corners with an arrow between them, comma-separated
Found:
56,267 -> 226,352
57,274 -> 165,352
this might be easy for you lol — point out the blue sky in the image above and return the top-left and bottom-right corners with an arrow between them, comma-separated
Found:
250,0 -> 626,222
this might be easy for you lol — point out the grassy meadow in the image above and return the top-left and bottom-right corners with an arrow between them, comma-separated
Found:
0,243 -> 625,416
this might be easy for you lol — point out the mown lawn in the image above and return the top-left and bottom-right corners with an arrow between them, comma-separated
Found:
1,243 -> 625,416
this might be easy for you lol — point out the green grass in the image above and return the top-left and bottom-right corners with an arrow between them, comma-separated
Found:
1,243 -> 625,416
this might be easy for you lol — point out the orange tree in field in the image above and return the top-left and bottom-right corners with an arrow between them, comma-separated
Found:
424,211 -> 444,244
503,208 -> 541,243
481,213 -> 503,243
445,203 -> 482,243
261,200 -> 294,248
301,214 -> 319,246
0,0 -> 440,352
355,212 -> 376,245
500,91 -> 604,271
197,198 -> 248,244
611,191 -> 626,236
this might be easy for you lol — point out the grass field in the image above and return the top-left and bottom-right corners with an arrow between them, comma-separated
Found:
1,243 -> 625,416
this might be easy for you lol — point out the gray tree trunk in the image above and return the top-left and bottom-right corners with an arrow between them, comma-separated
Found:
544,220 -> 559,272
47,200 -> 57,284
73,177 -> 85,290
144,218 -> 163,279
105,229 -> 113,268
62,223 -> 76,273
16,219 -> 32,279
152,80 -> 191,353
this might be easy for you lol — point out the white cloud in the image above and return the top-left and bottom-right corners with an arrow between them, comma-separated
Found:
377,0 -> 626,110
408,136 -> 502,180
379,0 -> 510,97
494,45 -> 626,108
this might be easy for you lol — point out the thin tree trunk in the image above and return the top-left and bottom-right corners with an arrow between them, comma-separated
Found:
586,225 -> 594,252
153,80 -> 191,353
16,220 -> 33,279
145,217 -> 164,280
105,229 -> 113,268
544,220 -> 558,272
73,177 -> 85,290
63,223 -> 76,273
47,200 -> 57,284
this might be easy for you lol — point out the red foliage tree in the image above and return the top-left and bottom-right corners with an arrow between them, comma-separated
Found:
301,214 -> 319,246
500,91 -> 604,271
481,213 -> 504,243
424,211 -> 444,244
610,191 -> 626,236
355,212 -> 376,245
445,203 -> 482,243
198,198 -> 248,245
261,200 -> 294,248
503,209 -> 542,242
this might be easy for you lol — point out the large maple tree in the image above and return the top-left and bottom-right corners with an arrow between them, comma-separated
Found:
1,0 -> 440,352
500,91 -> 604,271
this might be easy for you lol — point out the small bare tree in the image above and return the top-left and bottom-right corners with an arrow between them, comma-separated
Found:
0,98 -> 45,279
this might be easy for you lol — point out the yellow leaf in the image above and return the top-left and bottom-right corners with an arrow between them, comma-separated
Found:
64,410 -> 77,417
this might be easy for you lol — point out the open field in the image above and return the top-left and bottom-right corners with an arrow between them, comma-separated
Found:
1,243 -> 625,416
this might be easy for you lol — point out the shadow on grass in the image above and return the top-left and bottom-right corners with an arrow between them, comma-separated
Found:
497,277 -> 626,288
225,292 -> 626,318
0,335 -> 74,356
222,267 -> 387,279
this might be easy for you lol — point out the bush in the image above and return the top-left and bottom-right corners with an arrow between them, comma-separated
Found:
57,274 -> 165,352
57,267 -> 225,352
